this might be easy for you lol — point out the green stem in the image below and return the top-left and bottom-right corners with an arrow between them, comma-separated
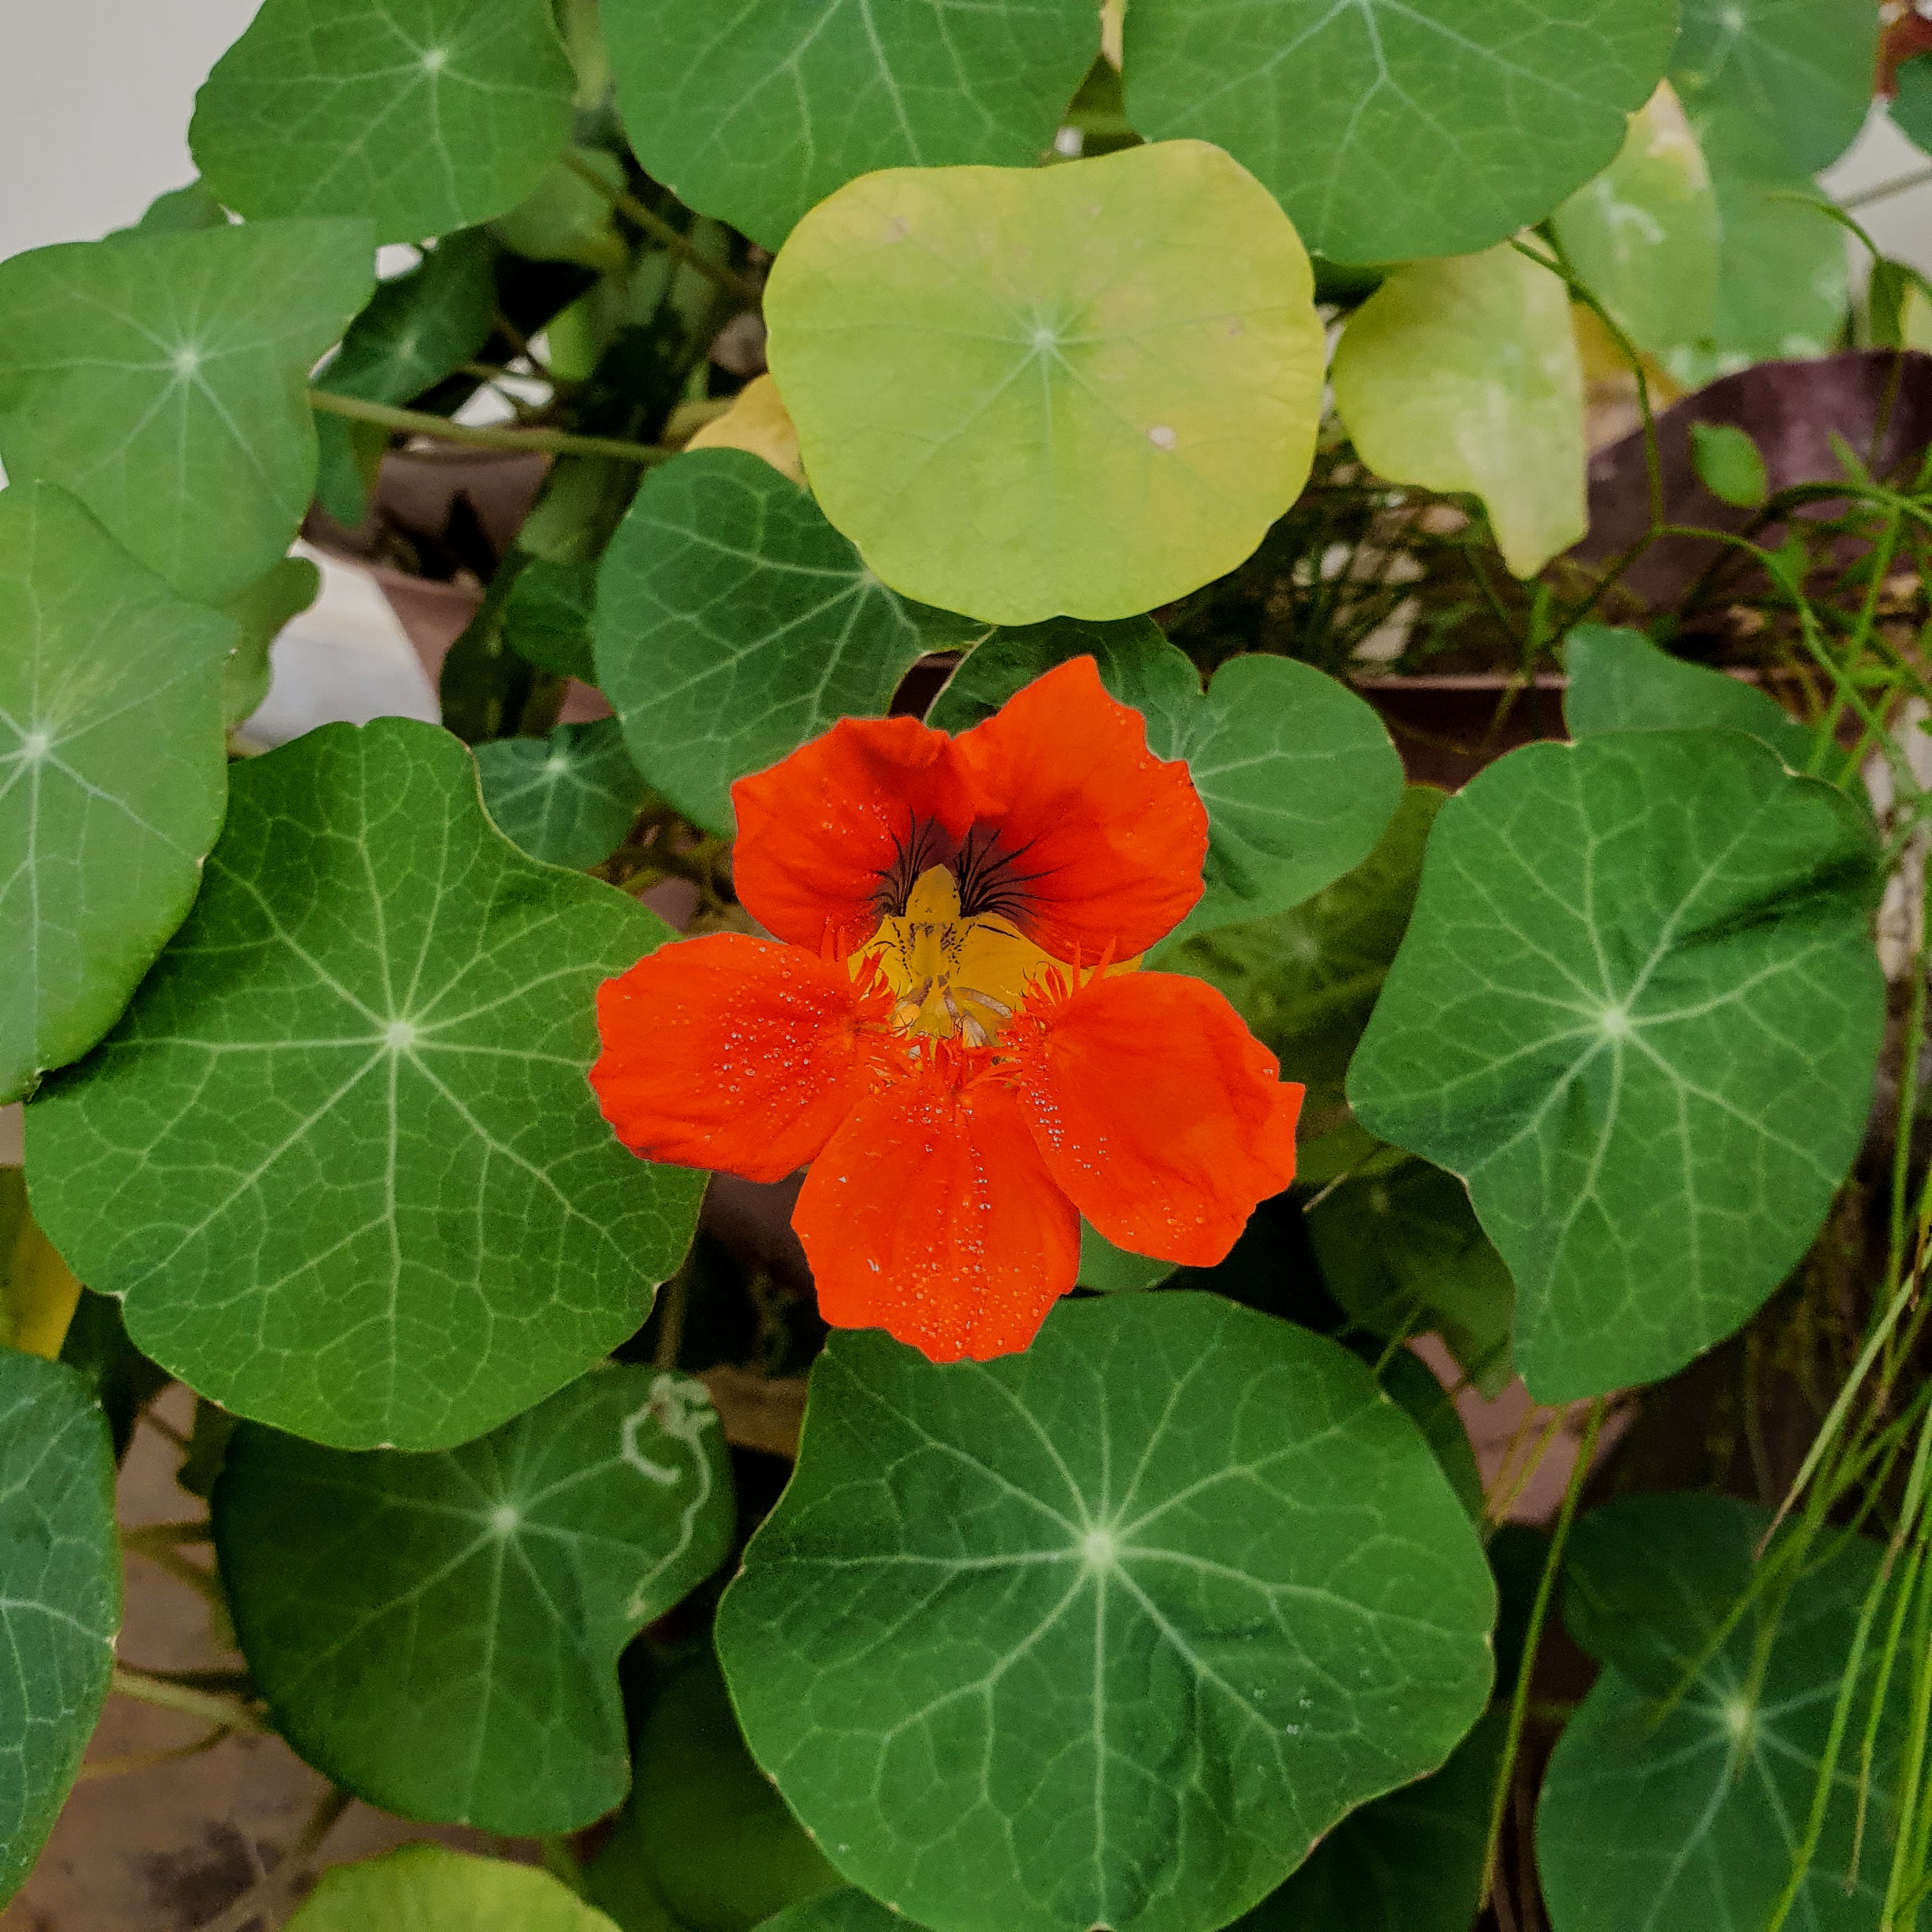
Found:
111,1666 -> 266,1733
308,390 -> 675,466
558,151 -> 762,306
190,1784 -> 352,1932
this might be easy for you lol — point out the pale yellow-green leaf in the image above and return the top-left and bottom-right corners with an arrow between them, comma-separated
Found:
0,1172 -> 79,1361
1332,245 -> 1586,579
765,140 -> 1326,624
1905,283 -> 1932,353
685,374 -> 803,482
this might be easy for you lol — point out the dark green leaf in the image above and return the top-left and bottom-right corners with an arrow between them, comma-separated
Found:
1892,54 -> 1932,157
1377,1348 -> 1484,1525
1689,420 -> 1770,509
476,719 -> 651,870
0,221 -> 374,604
1563,624 -> 1814,769
0,483 -> 233,1103
930,624 -> 1406,943
595,450 -> 981,837
28,717 -> 705,1450
57,1287 -> 169,1462
0,1351 -> 119,1909
216,1365 -> 731,1832
756,1895 -> 912,1932
1075,1220 -> 1179,1294
222,554 -> 321,728
717,1293 -> 1495,1932
506,557 -> 599,682
1538,1494 -> 1904,1931
1349,730 -> 1885,1402
191,0 -> 574,245
1124,0 -> 1678,263
122,180 -> 230,237
286,1844 -> 622,1931
605,0 -> 1101,250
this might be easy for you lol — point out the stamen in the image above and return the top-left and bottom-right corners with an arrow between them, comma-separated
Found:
953,986 -> 1012,1018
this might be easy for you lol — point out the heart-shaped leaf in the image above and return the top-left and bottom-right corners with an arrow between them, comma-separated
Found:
716,1292 -> 1495,1932
764,141 -> 1327,625
595,450 -> 982,836
287,1845 -> 622,1932
1348,730 -> 1885,1402
0,222 -> 374,604
191,0 -> 574,245
928,622 -> 1404,942
1123,0 -> 1677,263
27,717 -> 705,1451
476,719 -> 651,870
0,484 -> 233,1104
1538,1495 -> 1903,1931
0,1351 -> 119,1910
1331,245 -> 1585,579
215,1365 -> 732,1832
605,0 -> 1101,251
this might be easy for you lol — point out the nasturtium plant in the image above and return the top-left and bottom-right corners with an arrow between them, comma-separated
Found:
287,1843 -> 623,1932
764,141 -> 1327,624
476,717 -> 653,870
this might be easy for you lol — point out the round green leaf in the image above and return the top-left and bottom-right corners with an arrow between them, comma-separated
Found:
288,1844 -> 621,1932
930,624 -> 1405,942
1347,730 -> 1885,1403
190,0 -> 574,246
506,558 -> 599,683
595,450 -> 983,837
27,717 -> 705,1451
215,1365 -> 730,1832
605,0 -> 1101,253
1123,0 -> 1678,264
0,222 -> 374,605
0,1351 -> 119,1909
716,1292 -> 1496,1932
1563,624 -> 1815,770
0,484 -> 233,1105
764,141 -> 1327,625
1075,1220 -> 1179,1293
1894,54 -> 1932,157
1331,244 -> 1585,580
1538,1495 -> 1902,1931
476,719 -> 651,871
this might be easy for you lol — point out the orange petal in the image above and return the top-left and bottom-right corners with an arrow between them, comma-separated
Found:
590,934 -> 884,1184
792,1059 -> 1080,1362
950,656 -> 1208,960
1008,970 -> 1302,1265
730,714 -> 974,951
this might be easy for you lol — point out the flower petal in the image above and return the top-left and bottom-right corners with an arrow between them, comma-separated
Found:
950,656 -> 1208,960
590,934 -> 884,1184
792,1059 -> 1080,1361
1008,970 -> 1303,1264
730,714 -> 972,951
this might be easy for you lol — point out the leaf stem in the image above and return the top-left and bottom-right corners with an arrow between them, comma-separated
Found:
111,1666 -> 266,1733
308,390 -> 676,466
190,1784 -> 352,1932
558,151 -> 762,306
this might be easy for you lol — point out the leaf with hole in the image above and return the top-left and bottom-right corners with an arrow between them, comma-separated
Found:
0,1351 -> 119,1910
604,0 -> 1101,251
191,0 -> 574,245
27,717 -> 705,1450
0,222 -> 373,604
1123,0 -> 1677,263
1348,729 -> 1885,1402
595,450 -> 983,836
0,483 -> 233,1105
286,1844 -> 622,1932
476,719 -> 651,871
215,1365 -> 730,1832
716,1292 -> 1495,1932
765,142 -> 1327,625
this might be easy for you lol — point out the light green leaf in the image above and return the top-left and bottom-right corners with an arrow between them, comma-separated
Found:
0,483 -> 233,1105
587,1655 -> 843,1932
1331,244 -> 1585,579
1348,730 -> 1885,1402
120,180 -> 231,238
1307,1163 -> 1515,1400
716,1293 -> 1495,1932
930,624 -> 1405,942
489,150 -> 627,271
222,554 -> 321,728
506,557 -> 598,682
605,0 -> 1101,252
1549,81 -> 1719,360
476,719 -> 651,871
1689,419 -> 1771,509
1563,624 -> 1815,769
191,0 -> 574,246
0,1170 -> 81,1360
0,221 -> 374,604
1075,1220 -> 1179,1293
596,450 -> 982,836
1538,1494 -> 1902,1931
1671,0 -> 1878,176
1124,0 -> 1677,264
1230,1712 -> 1505,1931
215,1365 -> 730,1832
765,141 -> 1328,625
27,717 -> 705,1450
0,1351 -> 119,1909
287,1844 -> 622,1932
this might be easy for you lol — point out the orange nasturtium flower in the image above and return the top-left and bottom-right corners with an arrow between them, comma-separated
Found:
589,658 -> 1303,1363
